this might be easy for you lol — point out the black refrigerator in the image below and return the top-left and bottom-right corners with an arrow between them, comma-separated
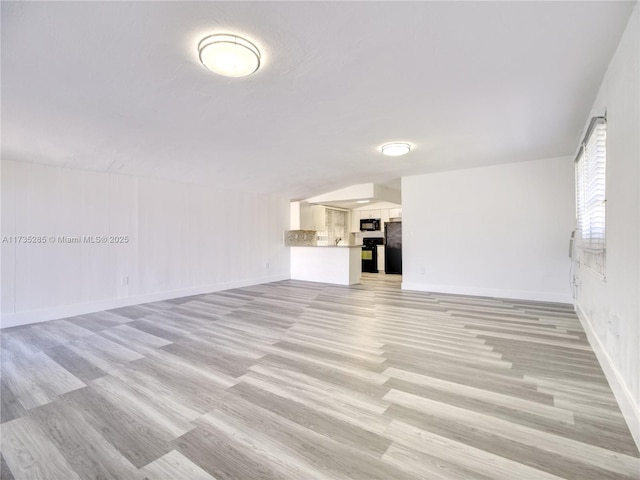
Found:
384,222 -> 402,274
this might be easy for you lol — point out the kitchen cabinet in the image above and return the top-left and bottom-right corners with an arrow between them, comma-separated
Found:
291,246 -> 362,285
377,245 -> 385,272
301,205 -> 327,231
300,203 -> 313,230
350,211 -> 361,232
360,209 -> 382,220
380,209 -> 390,225
389,208 -> 402,219
312,205 -> 327,231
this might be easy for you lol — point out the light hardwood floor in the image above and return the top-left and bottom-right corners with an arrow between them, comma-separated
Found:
1,274 -> 638,479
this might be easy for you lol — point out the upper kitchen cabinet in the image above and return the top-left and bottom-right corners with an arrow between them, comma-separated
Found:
300,204 -> 327,231
360,209 -> 382,220
312,205 -> 327,231
350,210 -> 361,232
389,208 -> 402,219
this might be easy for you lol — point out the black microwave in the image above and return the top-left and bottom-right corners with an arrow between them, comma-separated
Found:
360,218 -> 381,231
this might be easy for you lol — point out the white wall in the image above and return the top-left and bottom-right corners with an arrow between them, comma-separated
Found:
1,160 -> 290,328
573,4 -> 640,448
402,156 -> 574,303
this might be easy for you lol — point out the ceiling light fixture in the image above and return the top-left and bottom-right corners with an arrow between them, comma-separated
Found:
356,200 -> 370,204
381,142 -> 411,157
198,33 -> 261,77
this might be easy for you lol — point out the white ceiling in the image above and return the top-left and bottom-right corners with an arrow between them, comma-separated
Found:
1,1 -> 635,199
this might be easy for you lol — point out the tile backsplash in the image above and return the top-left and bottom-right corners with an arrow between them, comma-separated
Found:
284,230 -> 317,246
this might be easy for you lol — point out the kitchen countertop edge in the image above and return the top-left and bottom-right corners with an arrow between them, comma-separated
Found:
288,245 -> 362,248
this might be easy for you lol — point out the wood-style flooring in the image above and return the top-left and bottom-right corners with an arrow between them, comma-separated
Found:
1,274 -> 639,479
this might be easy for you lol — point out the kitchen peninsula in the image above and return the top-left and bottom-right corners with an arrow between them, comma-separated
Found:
286,230 -> 362,285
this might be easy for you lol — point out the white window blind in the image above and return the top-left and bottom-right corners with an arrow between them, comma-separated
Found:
575,117 -> 606,250
326,208 -> 348,246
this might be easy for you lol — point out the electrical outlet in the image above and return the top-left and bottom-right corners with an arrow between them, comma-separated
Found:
265,262 -> 270,270
121,276 -> 129,286
609,315 -> 620,336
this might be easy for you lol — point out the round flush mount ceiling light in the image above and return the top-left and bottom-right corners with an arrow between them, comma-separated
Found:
381,142 -> 411,157
198,34 -> 261,77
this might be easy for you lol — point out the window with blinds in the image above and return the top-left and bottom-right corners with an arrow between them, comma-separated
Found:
575,117 -> 607,251
325,208 -> 348,246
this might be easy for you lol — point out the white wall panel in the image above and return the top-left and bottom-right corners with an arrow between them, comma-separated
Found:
402,156 -> 574,303
1,161 -> 17,315
1,161 -> 290,327
573,4 -> 639,448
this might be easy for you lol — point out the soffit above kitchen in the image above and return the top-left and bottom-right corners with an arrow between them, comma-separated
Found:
304,183 -> 401,210
1,2 -> 635,198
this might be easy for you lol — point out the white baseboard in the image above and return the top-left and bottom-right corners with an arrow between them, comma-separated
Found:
575,303 -> 640,451
401,282 -> 573,304
0,273 -> 290,329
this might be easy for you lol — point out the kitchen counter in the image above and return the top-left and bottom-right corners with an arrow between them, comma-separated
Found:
290,245 -> 362,285
291,245 -> 361,248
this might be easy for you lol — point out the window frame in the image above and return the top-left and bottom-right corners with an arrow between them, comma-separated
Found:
575,116 -> 607,251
